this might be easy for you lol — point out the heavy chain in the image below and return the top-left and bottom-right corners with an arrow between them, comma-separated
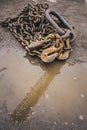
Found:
0,2 -> 76,63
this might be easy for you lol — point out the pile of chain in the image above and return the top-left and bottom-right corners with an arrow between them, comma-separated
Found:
0,2 -> 76,63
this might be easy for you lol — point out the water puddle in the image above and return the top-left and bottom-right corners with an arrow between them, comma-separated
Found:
0,47 -> 87,122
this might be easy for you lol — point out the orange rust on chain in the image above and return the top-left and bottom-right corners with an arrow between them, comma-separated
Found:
40,38 -> 64,63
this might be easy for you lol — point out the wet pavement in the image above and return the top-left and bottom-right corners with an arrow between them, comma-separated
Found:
0,0 -> 87,130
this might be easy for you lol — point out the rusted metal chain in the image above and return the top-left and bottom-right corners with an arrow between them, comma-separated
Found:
0,2 -> 76,63
45,9 -> 75,34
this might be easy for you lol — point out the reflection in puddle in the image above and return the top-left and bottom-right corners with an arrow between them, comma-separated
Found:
12,55 -> 65,121
0,47 -> 87,123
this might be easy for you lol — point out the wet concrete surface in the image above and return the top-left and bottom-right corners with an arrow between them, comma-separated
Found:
0,0 -> 87,130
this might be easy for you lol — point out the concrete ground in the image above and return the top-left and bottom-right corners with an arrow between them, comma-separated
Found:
0,0 -> 87,130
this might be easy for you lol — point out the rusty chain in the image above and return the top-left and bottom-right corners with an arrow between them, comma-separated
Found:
0,2 -> 76,63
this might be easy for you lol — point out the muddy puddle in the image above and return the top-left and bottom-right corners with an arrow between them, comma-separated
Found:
0,47 -> 87,124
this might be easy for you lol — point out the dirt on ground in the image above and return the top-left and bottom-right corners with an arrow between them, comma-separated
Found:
0,0 -> 87,130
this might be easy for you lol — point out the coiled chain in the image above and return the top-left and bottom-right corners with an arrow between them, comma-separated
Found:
0,2 -> 76,63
